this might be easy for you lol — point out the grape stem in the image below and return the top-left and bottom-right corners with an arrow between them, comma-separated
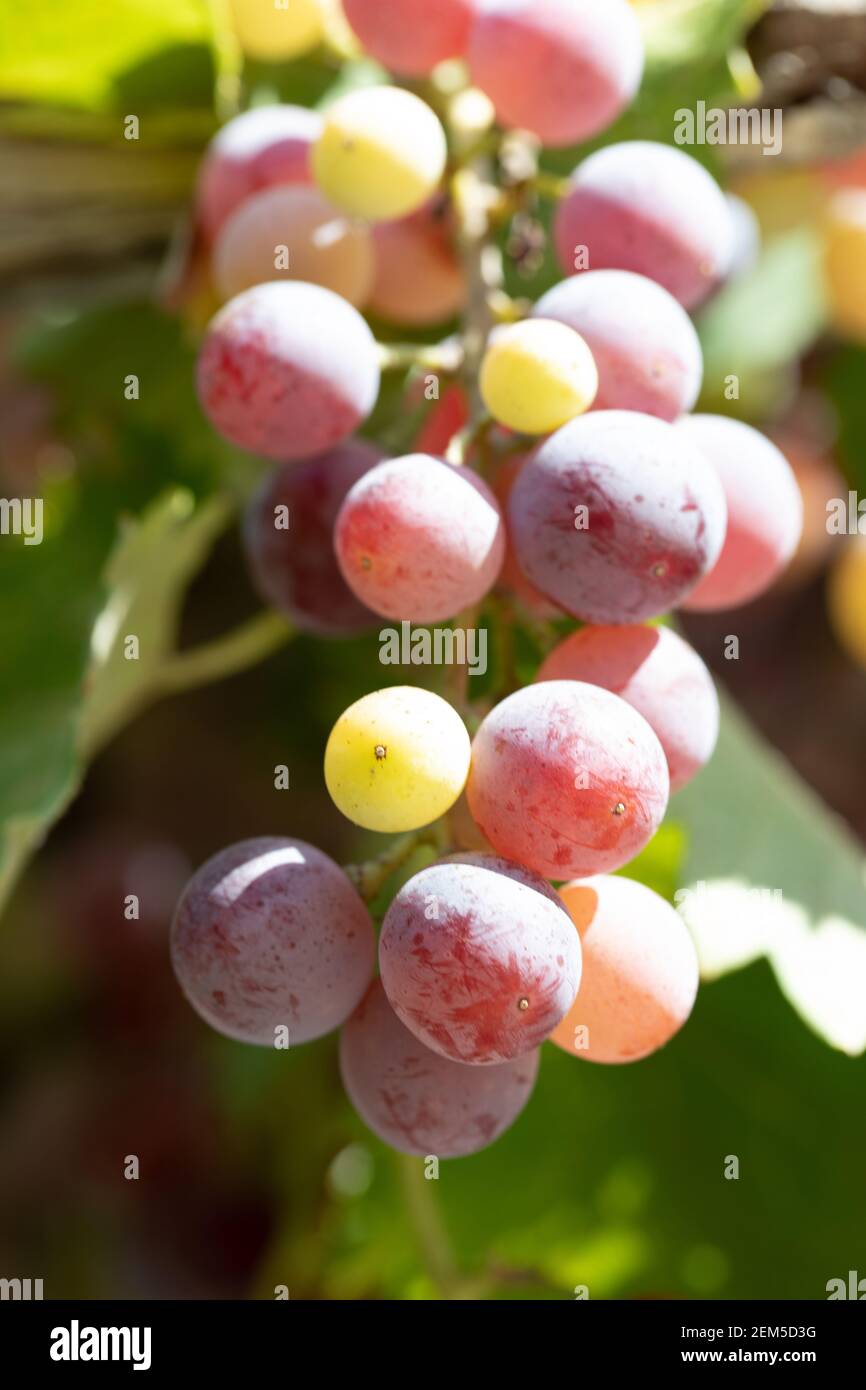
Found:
154,610 -> 294,696
377,340 -> 464,374
344,827 -> 438,902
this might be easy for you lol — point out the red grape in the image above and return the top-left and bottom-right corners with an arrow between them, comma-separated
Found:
532,270 -> 703,422
197,104 -> 322,243
368,204 -> 466,327
343,0 -> 474,76
334,452 -> 505,622
537,624 -> 719,792
340,980 -> 540,1157
243,440 -> 383,635
507,411 -> 727,623
196,281 -> 380,460
466,681 -> 670,880
554,141 -> 735,309
379,853 -> 581,1064
468,0 -> 643,148
171,837 -> 375,1045
492,454 -> 562,618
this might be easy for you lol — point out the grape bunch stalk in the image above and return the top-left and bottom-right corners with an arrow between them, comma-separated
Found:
171,0 -> 805,1161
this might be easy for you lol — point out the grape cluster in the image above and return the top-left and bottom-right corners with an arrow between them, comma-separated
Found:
172,0 -> 805,1159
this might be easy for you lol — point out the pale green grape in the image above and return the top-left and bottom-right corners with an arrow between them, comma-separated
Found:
479,320 -> 598,435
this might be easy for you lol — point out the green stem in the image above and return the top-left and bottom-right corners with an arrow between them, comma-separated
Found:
154,610 -> 294,697
377,341 -> 464,374
345,828 -> 435,902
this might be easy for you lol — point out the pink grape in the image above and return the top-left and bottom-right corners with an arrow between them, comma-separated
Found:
368,204 -> 466,327
468,0 -> 643,148
379,854 -> 581,1064
532,271 -> 703,422
549,875 -> 699,1063
243,440 -> 383,636
491,455 -> 562,619
212,185 -> 375,306
537,625 -> 719,793
334,452 -> 505,623
466,681 -> 670,880
196,281 -> 380,460
676,414 -> 804,611
507,411 -> 727,623
340,980 -> 540,1157
171,837 -> 375,1046
554,141 -> 736,309
196,104 -> 322,243
343,0 -> 474,76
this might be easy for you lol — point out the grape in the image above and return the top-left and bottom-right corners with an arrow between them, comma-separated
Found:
196,281 -> 380,460
828,537 -> 866,671
379,854 -> 581,1064
447,790 -> 494,854
334,453 -> 505,622
197,104 -> 323,243
414,382 -> 470,455
479,320 -> 598,435
368,203 -> 466,326
324,686 -> 471,833
467,0 -> 643,148
537,625 -> 718,793
676,415 -> 803,611
725,192 -> 761,280
553,141 -> 735,309
549,875 -> 699,1063
491,455 -> 562,619
313,86 -> 448,222
466,681 -> 669,880
228,0 -> 324,61
340,980 -> 539,1157
532,270 -> 702,422
170,837 -> 375,1046
823,188 -> 866,343
343,0 -> 473,75
508,411 -> 727,624
213,185 -> 375,306
242,440 -> 383,636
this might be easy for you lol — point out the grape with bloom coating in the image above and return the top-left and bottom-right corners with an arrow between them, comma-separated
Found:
468,0 -> 643,149
229,0 -> 324,61
379,854 -> 581,1065
532,271 -> 702,422
549,875 -> 699,1063
368,204 -> 466,326
343,0 -> 473,75
537,625 -> 718,793
334,453 -> 505,623
325,686 -> 471,833
554,141 -> 735,309
197,104 -> 322,243
243,440 -> 383,636
676,415 -> 803,611
340,980 -> 539,1157
508,411 -> 727,624
466,681 -> 670,880
479,320 -> 598,435
828,537 -> 866,670
492,455 -> 562,619
171,837 -> 375,1046
313,86 -> 447,222
213,185 -> 374,305
196,281 -> 380,460
823,188 -> 866,343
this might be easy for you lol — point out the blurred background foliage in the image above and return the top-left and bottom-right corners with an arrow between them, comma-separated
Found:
0,0 -> 865,1299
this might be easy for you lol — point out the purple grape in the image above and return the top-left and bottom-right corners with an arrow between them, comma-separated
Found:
507,411 -> 727,623
171,837 -> 375,1045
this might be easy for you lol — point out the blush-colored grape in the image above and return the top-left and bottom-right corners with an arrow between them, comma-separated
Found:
171,837 -> 375,1046
334,453 -> 505,622
343,0 -> 473,76
466,681 -> 670,880
676,414 -> 804,611
468,0 -> 643,148
242,440 -> 383,635
532,270 -> 703,422
549,875 -> 699,1063
379,854 -> 581,1064
537,624 -> 719,792
196,281 -> 380,460
197,104 -> 322,243
554,141 -> 735,309
340,980 -> 540,1157
368,204 -> 466,326
508,411 -> 727,623
491,454 -> 562,619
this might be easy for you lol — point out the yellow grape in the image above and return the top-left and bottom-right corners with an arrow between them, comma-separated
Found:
228,0 -> 324,61
313,86 -> 447,222
479,320 -> 598,435
824,189 -> 866,343
324,686 -> 470,833
828,538 -> 866,670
